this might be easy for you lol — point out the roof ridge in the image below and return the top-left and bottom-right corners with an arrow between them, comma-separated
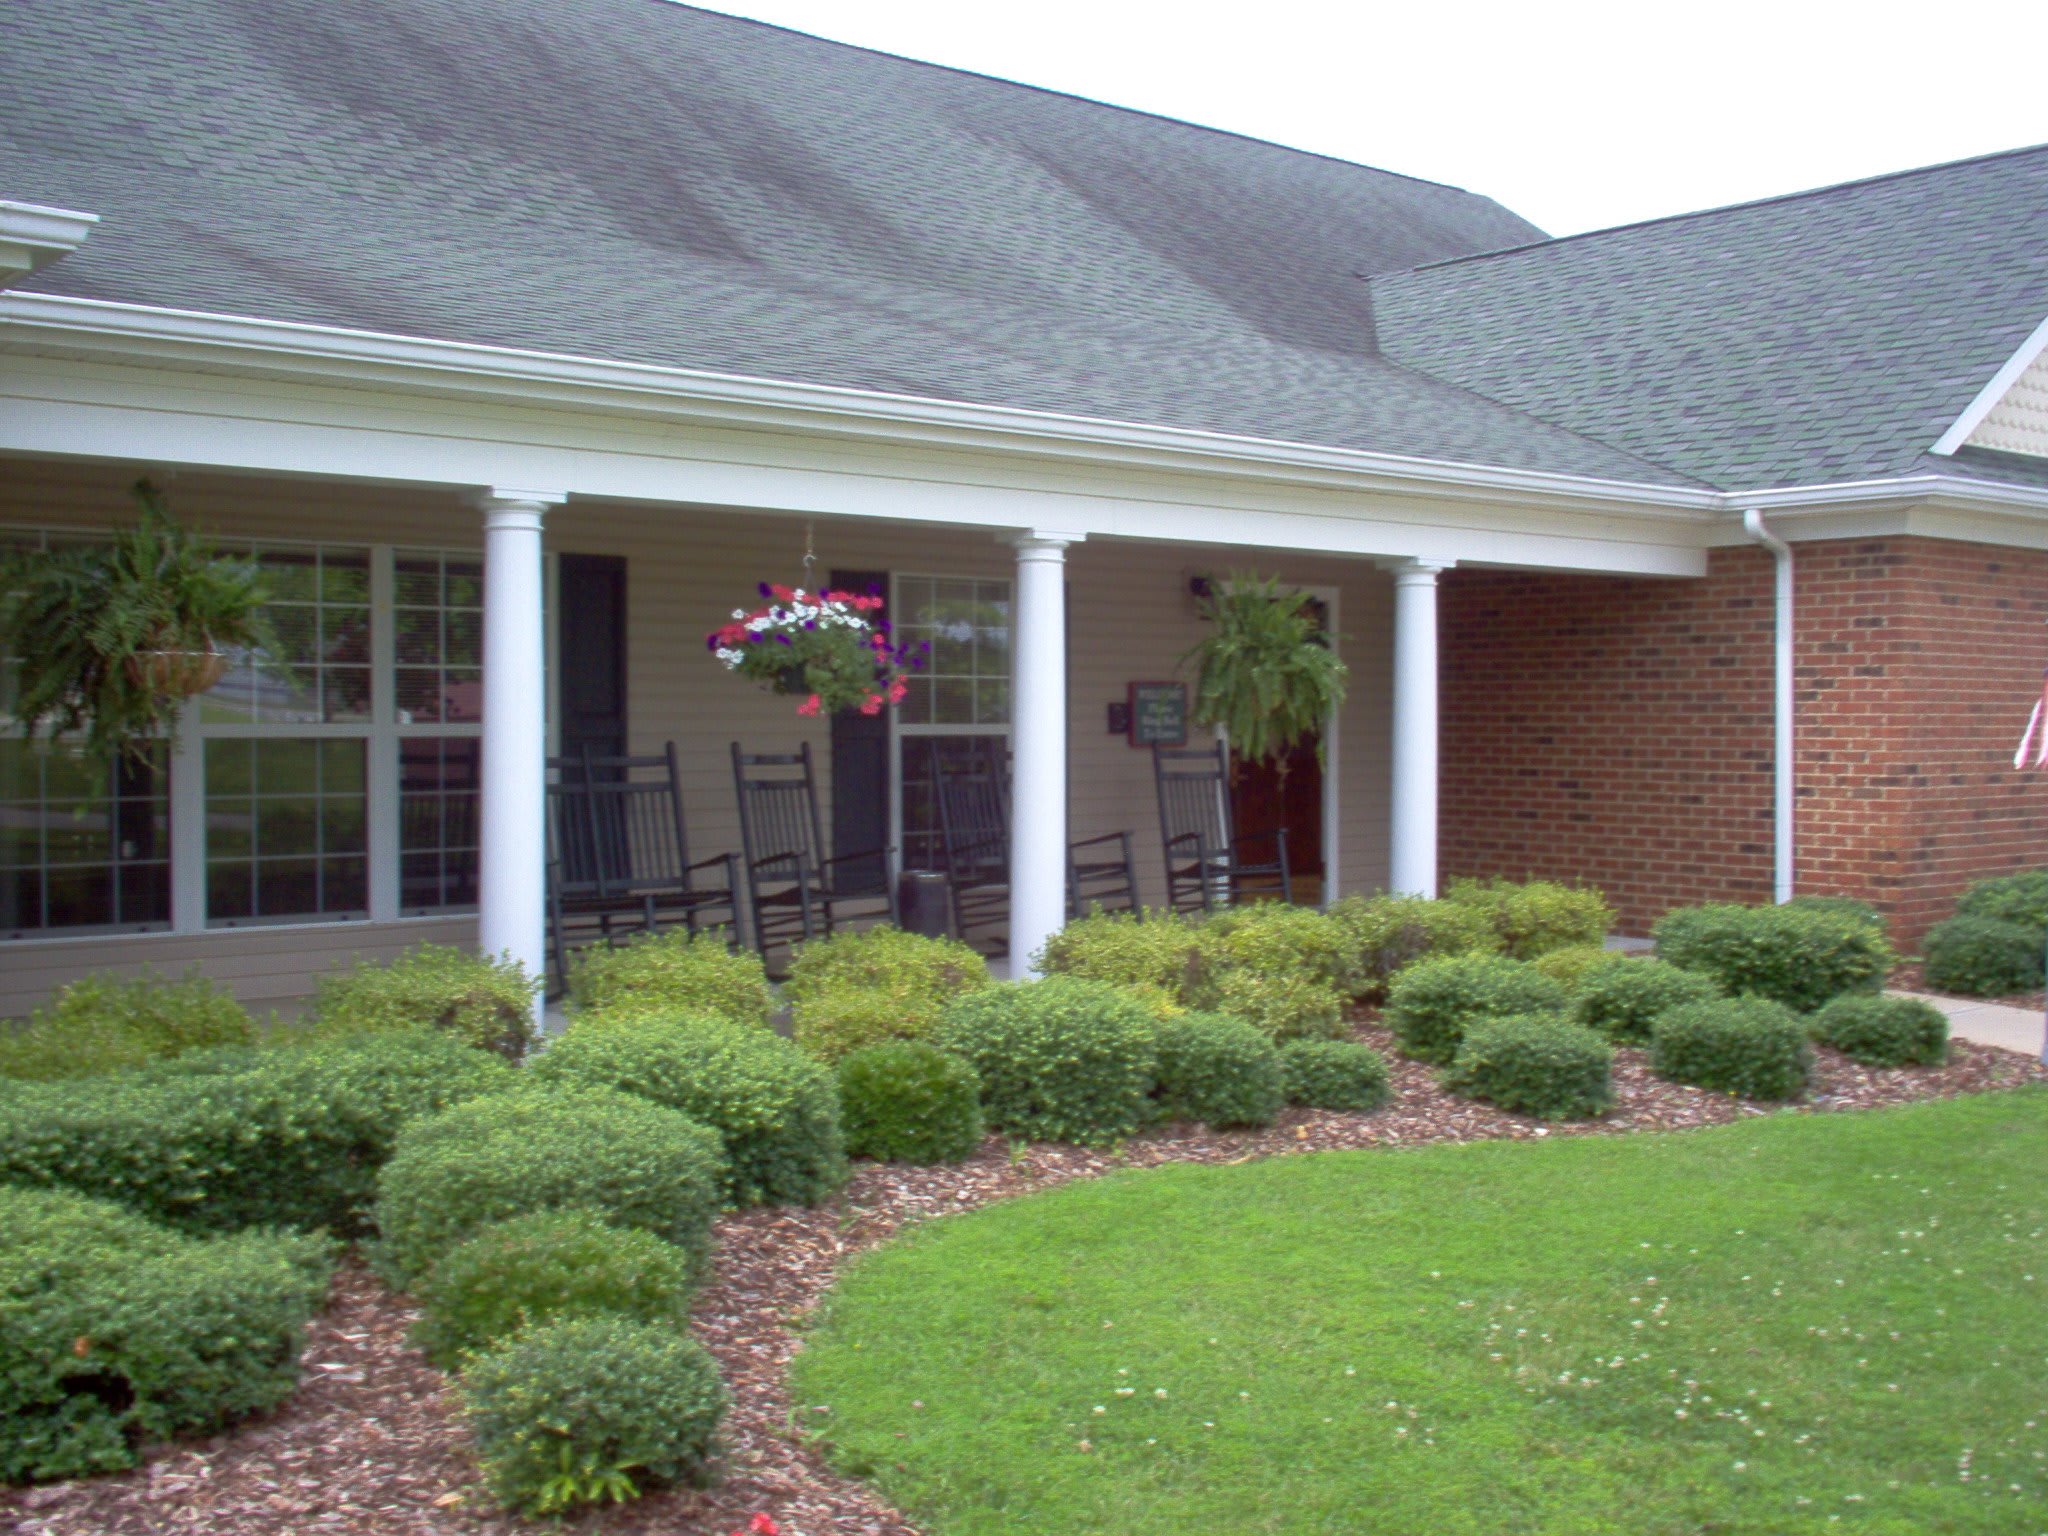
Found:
662,1 -> 1518,211
1392,140 -> 2048,275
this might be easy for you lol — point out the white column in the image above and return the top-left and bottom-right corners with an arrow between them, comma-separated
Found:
1008,531 -> 1083,974
475,489 -> 563,1005
1388,559 -> 1451,898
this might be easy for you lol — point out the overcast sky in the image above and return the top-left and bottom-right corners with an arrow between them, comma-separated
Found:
688,0 -> 2048,236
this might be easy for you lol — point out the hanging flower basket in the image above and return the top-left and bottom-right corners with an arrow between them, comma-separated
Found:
707,583 -> 920,717
124,641 -> 231,698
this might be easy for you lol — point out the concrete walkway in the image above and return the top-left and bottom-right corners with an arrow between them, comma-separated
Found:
1890,990 -> 2047,1061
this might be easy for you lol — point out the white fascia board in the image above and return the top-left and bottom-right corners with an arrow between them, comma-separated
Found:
0,292 -> 1720,520
0,202 -> 98,286
1930,314 -> 2048,456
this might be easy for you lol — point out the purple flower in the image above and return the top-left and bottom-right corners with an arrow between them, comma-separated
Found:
803,620 -> 818,630
758,582 -> 773,598
776,633 -> 792,645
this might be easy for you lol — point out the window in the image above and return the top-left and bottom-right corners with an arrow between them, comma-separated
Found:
2,530 -> 494,939
891,574 -> 1012,872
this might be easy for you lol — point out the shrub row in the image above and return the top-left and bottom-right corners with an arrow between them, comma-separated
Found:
1,1185 -> 332,1483
0,970 -> 252,1083
567,929 -> 776,1028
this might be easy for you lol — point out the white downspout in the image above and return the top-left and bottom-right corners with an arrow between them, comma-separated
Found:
1742,509 -> 1795,904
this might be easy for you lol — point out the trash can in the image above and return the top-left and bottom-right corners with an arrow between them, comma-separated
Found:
897,869 -> 953,939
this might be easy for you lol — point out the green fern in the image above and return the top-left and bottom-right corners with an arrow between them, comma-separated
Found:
1182,573 -> 1347,767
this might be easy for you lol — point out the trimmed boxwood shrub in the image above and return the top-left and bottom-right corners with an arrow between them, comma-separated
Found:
529,1013 -> 845,1207
1444,878 -> 1614,960
1785,895 -> 1888,933
1149,1012 -> 1286,1129
1650,997 -> 1812,1101
0,1185 -> 332,1483
793,986 -> 944,1063
0,970 -> 253,1083
567,929 -> 774,1027
0,1030 -> 513,1236
410,1210 -> 697,1370
1922,914 -> 2043,997
1652,902 -> 1893,1013
373,1084 -> 727,1286
308,943 -> 539,1060
1442,1015 -> 1614,1119
1810,994 -> 1949,1067
1199,967 -> 1349,1042
933,977 -> 1158,1146
838,1042 -> 985,1163
1573,958 -> 1722,1044
787,926 -> 991,1013
1278,1039 -> 1391,1112
1532,944 -> 1623,993
1036,908 -> 1204,994
1954,870 -> 2048,934
1326,892 -> 1500,1001
1190,904 -> 1352,994
1383,953 -> 1568,1066
460,1315 -> 727,1516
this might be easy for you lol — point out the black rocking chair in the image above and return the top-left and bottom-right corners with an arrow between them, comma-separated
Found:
930,740 -> 1141,950
545,742 -> 739,986
1152,741 -> 1291,914
731,740 -> 898,959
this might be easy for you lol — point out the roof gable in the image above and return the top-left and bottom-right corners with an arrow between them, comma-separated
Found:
1935,315 -> 2048,460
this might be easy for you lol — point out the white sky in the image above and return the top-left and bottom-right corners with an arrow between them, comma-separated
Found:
687,0 -> 2048,236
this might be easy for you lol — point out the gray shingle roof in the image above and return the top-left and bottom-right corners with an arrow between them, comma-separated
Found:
1371,146 -> 2048,491
0,0 -> 1690,485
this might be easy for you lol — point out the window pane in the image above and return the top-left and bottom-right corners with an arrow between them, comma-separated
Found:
393,552 -> 486,729
398,737 -> 480,914
0,740 -> 172,937
205,737 -> 367,926
897,575 -> 1012,727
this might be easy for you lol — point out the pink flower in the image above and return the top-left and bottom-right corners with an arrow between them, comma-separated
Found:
859,693 -> 884,715
796,693 -> 822,717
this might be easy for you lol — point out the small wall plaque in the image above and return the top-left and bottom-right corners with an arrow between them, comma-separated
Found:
1127,681 -> 1188,748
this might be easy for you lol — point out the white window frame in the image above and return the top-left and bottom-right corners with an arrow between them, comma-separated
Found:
886,571 -> 1014,873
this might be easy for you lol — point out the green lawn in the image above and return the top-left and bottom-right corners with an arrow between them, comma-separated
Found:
791,1092 -> 2048,1536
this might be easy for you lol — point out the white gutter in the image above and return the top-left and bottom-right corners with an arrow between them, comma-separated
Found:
0,201 -> 97,288
1743,508 -> 1795,904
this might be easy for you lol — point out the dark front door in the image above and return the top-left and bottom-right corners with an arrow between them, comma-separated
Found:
828,567 -> 890,893
556,554 -> 627,762
1230,738 -> 1322,902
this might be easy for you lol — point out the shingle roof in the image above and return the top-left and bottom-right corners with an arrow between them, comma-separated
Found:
1370,146 -> 2048,491
0,0 -> 1691,485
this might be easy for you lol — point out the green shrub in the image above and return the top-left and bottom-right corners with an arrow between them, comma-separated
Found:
411,1210 -> 697,1371
1277,1039 -> 1391,1112
1922,914 -> 2043,997
0,1031 -> 512,1235
460,1315 -> 727,1516
0,1185 -> 331,1483
568,929 -> 775,1027
1532,944 -> 1624,993
1954,870 -> 2048,935
1149,1012 -> 1286,1129
1199,967 -> 1349,1042
1192,904 -> 1352,992
1810,995 -> 1949,1067
1785,895 -> 1888,933
1444,878 -> 1614,960
309,943 -> 538,1060
1383,954 -> 1569,1066
1573,958 -> 1722,1044
1650,997 -> 1812,1101
0,969 -> 253,1083
1326,892 -> 1500,1000
1652,902 -> 1894,1012
530,1014 -> 845,1207
792,985 -> 946,1063
1442,1015 -> 1614,1119
838,1043 -> 985,1164
373,1085 -> 727,1286
786,926 -> 991,1013
933,977 -> 1158,1147
1036,908 -> 1204,994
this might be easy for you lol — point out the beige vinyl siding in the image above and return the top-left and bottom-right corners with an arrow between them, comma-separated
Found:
1,460 -> 1396,1014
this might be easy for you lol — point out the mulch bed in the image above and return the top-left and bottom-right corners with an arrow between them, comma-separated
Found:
8,1025 -> 2046,1536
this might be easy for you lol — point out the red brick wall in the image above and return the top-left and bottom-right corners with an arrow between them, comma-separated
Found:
1438,537 -> 2048,946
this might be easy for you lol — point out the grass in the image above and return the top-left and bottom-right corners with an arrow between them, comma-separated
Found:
791,1091 -> 2048,1535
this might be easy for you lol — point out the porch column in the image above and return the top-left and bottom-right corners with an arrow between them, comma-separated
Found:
1009,530 -> 1083,973
475,488 -> 563,1006
1388,558 -> 1452,897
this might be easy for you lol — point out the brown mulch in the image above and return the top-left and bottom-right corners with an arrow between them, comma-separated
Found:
7,1027 -> 2046,1536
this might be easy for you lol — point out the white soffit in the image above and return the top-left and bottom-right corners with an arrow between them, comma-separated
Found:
1933,314 -> 2048,458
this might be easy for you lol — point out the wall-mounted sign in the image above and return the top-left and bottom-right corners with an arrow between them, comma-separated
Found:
1127,681 -> 1188,748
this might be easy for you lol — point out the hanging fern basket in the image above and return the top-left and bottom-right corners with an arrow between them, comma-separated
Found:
125,642 -> 231,698
1181,572 -> 1348,772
